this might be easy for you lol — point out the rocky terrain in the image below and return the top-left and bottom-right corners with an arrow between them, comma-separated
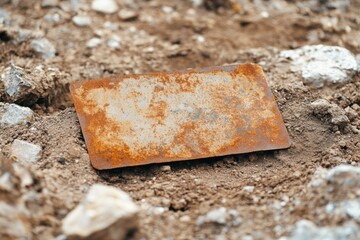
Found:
0,0 -> 360,239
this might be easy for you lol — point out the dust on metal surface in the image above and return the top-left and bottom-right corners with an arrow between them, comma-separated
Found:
70,63 -> 290,170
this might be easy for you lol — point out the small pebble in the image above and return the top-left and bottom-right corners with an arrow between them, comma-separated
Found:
180,215 -> 191,222
118,9 -> 138,21
243,186 -> 255,192
91,0 -> 118,14
72,15 -> 91,27
86,37 -> 101,48
160,165 -> 171,172
162,6 -> 173,14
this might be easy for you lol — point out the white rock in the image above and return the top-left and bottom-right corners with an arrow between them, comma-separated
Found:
243,186 -> 255,192
193,34 -> 205,43
179,215 -> 191,222
10,140 -> 42,164
30,38 -> 56,59
107,35 -> 121,49
86,37 -> 101,48
118,9 -> 138,21
62,184 -> 139,240
91,0 -> 118,14
72,15 -> 91,27
0,103 -> 34,127
196,207 -> 227,225
280,45 -> 359,88
162,6 -> 173,14
260,11 -> 269,18
291,220 -> 360,240
143,46 -> 154,53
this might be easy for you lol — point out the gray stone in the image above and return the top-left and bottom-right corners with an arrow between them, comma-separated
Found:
10,140 -> 42,164
0,103 -> 34,127
86,37 -> 102,48
91,0 -> 118,14
280,45 -> 358,88
1,63 -> 35,103
30,38 -> 56,59
62,184 -> 139,240
72,15 -> 91,27
291,220 -> 360,240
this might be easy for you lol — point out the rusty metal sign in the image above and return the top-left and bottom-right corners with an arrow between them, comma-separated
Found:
70,64 -> 290,169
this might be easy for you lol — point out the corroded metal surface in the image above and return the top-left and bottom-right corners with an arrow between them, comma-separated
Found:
71,64 -> 290,169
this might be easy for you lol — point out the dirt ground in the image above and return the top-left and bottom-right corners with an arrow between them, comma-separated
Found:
1,0 -> 360,239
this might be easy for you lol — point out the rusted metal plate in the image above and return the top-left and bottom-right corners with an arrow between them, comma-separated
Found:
70,64 -> 290,169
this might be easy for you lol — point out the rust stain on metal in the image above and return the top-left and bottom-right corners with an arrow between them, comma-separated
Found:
70,64 -> 291,170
